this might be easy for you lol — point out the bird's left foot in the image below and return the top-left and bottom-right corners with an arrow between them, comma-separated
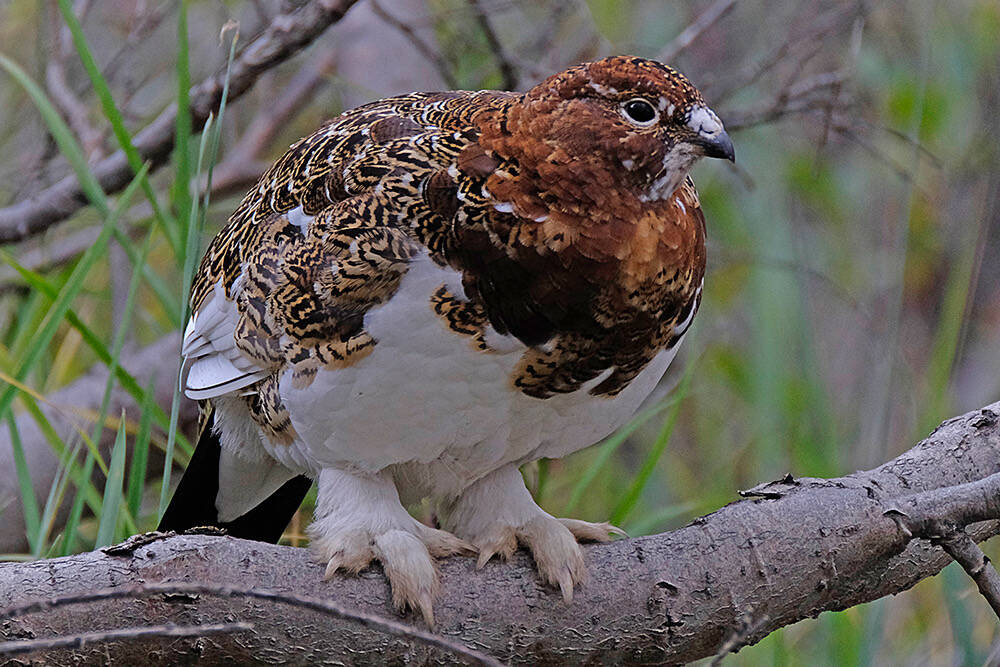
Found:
441,465 -> 625,602
309,468 -> 472,625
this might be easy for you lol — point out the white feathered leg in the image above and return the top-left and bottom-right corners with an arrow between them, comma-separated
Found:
439,465 -> 624,603
308,468 -> 471,625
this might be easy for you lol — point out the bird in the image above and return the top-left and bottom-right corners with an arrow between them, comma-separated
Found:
159,55 -> 734,624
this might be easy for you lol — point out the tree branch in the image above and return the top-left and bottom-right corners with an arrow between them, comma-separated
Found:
885,471 -> 1000,618
657,0 -> 737,64
0,0 -> 361,245
3,403 -> 1000,664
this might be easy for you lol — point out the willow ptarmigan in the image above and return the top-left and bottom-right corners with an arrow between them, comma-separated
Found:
159,55 -> 734,623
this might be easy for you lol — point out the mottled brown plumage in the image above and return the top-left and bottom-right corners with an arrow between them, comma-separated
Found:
169,56 -> 734,624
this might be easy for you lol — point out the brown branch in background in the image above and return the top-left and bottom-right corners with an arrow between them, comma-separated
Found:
1,582 -> 504,667
0,0 -> 362,245
371,0 -> 458,89
4,402 -> 1000,664
938,530 -> 1000,619
707,2 -> 862,103
722,70 -> 850,130
210,44 -> 340,198
657,0 -> 737,64
45,0 -> 104,161
98,3 -> 171,108
0,623 -> 252,657
2,42 -> 339,293
466,0 -> 518,90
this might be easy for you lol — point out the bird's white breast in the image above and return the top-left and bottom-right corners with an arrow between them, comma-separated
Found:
268,254 -> 680,498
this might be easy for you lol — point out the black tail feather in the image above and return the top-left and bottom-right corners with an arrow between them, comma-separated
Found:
158,423 -> 311,544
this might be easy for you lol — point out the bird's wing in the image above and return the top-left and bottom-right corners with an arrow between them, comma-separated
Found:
182,89 -> 516,409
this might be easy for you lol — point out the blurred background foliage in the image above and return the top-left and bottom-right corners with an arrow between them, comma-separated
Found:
0,0 -> 998,663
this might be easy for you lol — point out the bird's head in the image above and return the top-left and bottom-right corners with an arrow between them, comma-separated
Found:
479,55 -> 733,207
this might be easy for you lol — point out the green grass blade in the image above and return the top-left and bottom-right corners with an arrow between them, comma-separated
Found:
564,393 -> 682,514
56,0 -> 180,257
7,415 -> 41,553
0,251 -> 191,457
6,289 -> 48,362
160,27 -> 239,518
35,440 -> 82,559
920,232 -> 978,436
623,501 -> 694,536
109,228 -> 182,321
160,115 -> 215,518
87,222 -> 155,481
127,378 -> 156,522
95,413 -> 128,548
172,0 -> 193,263
58,447 -> 95,556
610,360 -> 695,526
0,164 -> 148,428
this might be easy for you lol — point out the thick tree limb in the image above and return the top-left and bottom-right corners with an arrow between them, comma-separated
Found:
2,403 -> 999,664
0,0 -> 360,245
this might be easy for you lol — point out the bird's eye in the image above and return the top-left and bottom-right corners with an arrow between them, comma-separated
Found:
621,98 -> 658,126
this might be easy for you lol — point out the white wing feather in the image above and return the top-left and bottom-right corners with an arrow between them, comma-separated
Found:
183,282 -> 267,400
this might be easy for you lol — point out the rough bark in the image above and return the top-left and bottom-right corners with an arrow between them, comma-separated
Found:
2,402 -> 999,665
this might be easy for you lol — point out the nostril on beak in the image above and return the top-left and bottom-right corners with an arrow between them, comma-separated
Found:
701,129 -> 735,163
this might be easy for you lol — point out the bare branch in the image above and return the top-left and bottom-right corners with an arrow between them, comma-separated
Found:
1,582 -> 504,667
466,0 -> 518,90
0,623 -> 252,657
885,469 -> 1000,619
658,0 -> 737,64
46,1 -> 105,161
371,0 -> 458,89
0,0 -> 362,245
4,402 -> 1000,663
938,530 -> 1000,619
710,610 -> 769,666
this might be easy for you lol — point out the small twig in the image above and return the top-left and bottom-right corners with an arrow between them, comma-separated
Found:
0,622 -> 251,656
723,84 -> 850,131
44,0 -> 104,161
99,2 -> 171,94
1,582 -> 505,667
884,469 -> 1000,620
467,0 -> 518,90
658,0 -> 737,64
708,3 -> 860,102
937,529 -> 1000,619
371,0 -> 458,89
884,468 -> 1000,534
710,609 -> 769,665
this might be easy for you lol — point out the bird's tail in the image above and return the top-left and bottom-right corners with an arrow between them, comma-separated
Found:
158,407 -> 312,543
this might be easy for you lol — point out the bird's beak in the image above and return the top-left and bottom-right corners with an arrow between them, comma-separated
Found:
700,128 -> 735,163
687,104 -> 735,163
